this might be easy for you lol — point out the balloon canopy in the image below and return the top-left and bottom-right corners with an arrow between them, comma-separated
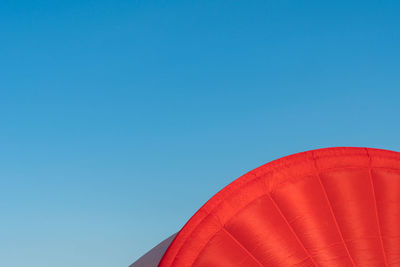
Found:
157,147 -> 400,267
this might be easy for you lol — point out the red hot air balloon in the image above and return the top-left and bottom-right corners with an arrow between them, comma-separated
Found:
132,147 -> 400,267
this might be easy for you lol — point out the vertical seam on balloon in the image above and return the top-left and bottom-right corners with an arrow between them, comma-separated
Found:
221,227 -> 264,267
268,194 -> 318,267
365,148 -> 389,267
311,151 -> 356,267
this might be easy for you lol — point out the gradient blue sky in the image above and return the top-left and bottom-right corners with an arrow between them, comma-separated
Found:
1,1 -> 400,266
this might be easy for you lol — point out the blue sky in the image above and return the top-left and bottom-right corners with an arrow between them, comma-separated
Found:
1,1 -> 400,266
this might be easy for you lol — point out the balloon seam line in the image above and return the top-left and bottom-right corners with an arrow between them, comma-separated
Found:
365,148 -> 389,267
221,227 -> 264,267
311,151 -> 356,267
268,194 -> 319,267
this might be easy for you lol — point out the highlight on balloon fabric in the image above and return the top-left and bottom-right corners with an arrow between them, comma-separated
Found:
131,147 -> 400,267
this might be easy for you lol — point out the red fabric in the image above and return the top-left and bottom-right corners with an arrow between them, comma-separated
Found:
159,147 -> 400,267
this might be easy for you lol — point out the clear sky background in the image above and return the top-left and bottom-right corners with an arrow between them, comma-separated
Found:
1,1 -> 400,266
